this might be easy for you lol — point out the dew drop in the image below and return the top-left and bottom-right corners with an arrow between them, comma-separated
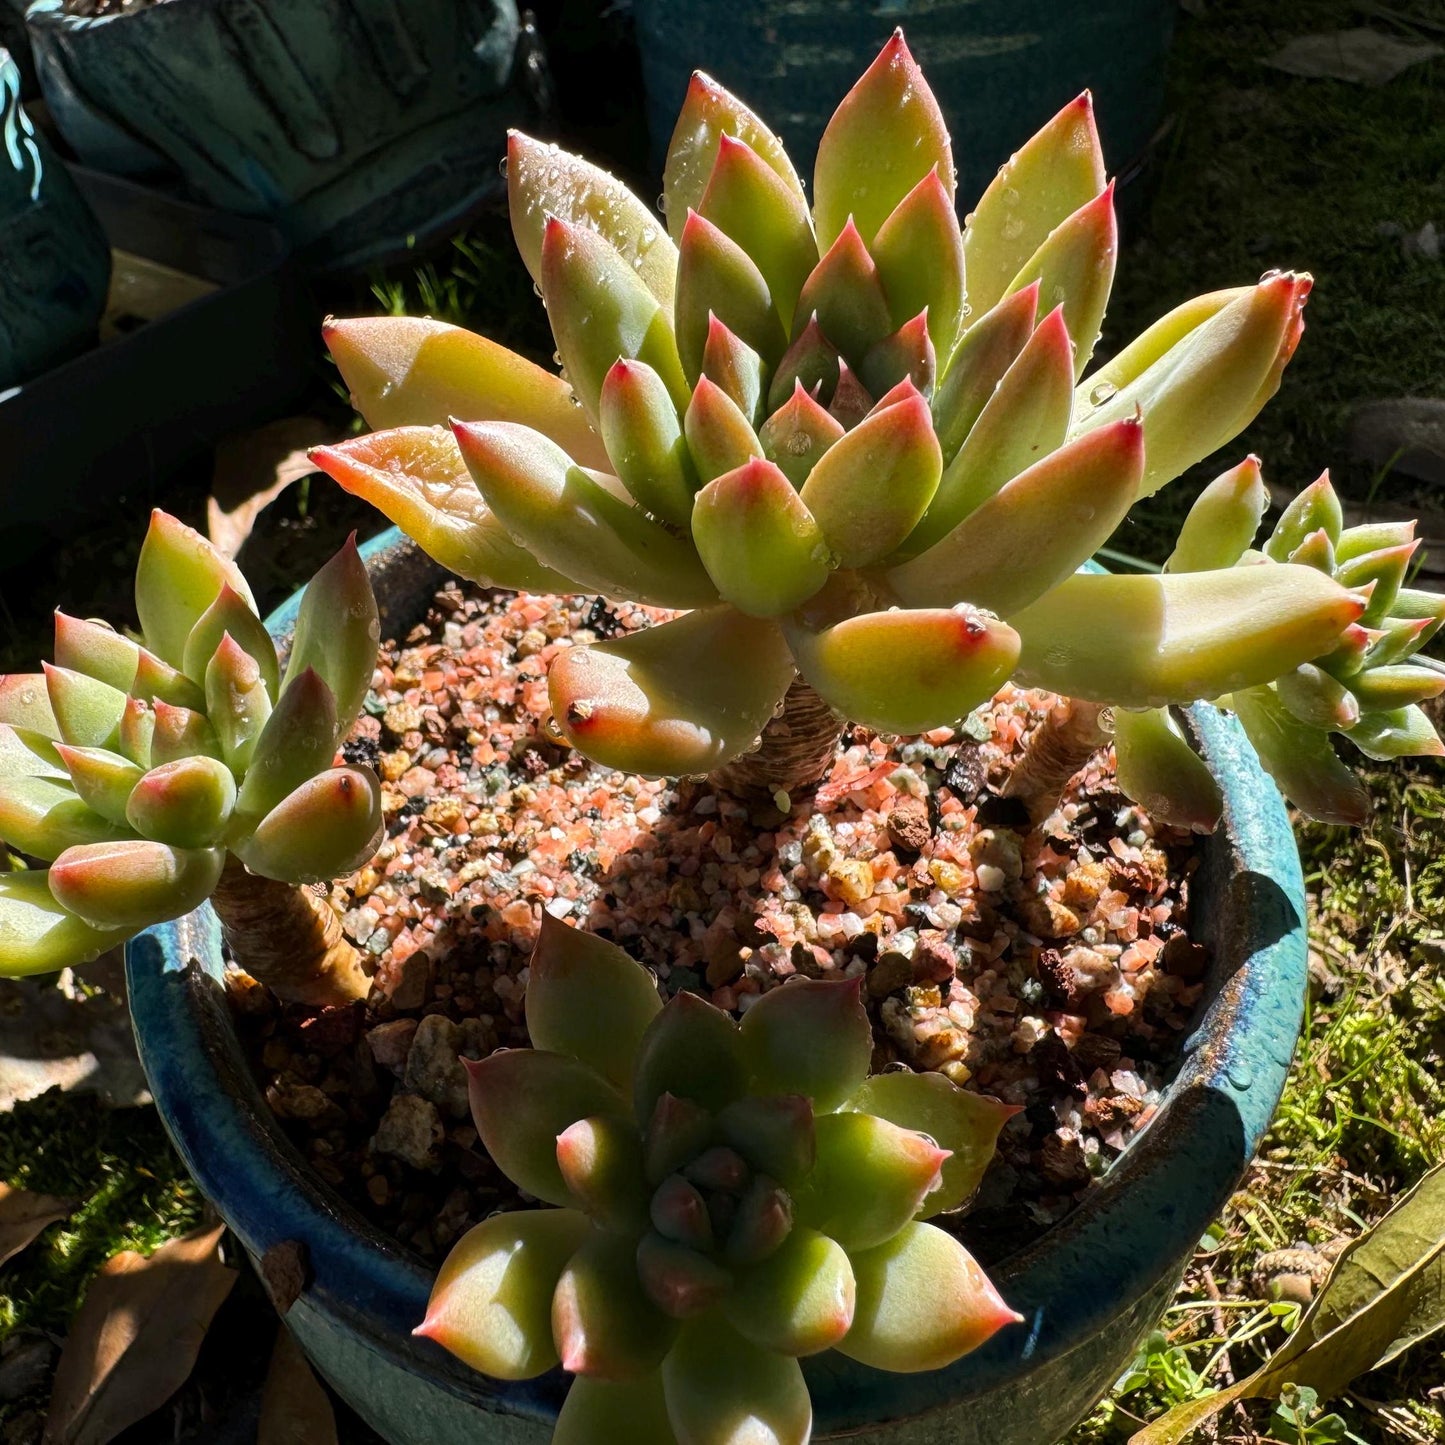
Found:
1258,267 -> 1283,283
543,713 -> 567,743
498,154 -> 509,178
1088,380 -> 1117,407
1001,215 -> 1024,241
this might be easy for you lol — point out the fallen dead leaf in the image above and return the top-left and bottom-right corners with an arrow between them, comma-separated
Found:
43,1223 -> 237,1445
0,1183 -> 76,1266
1264,28 -> 1442,85
258,1325 -> 338,1445
206,417 -> 333,559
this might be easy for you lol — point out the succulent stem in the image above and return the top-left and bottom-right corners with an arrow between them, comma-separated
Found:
1002,697 -> 1110,817
211,856 -> 370,1007
709,676 -> 843,799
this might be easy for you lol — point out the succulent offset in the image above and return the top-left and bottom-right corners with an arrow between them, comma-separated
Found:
0,512 -> 384,989
311,30 -> 1439,820
417,915 -> 1020,1444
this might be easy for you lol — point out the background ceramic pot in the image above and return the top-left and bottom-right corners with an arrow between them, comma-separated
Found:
126,528 -> 1308,1445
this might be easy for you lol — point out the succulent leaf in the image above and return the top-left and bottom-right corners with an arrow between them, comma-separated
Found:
117,698 -> 155,768
1275,663 -> 1361,731
134,511 -> 257,671
1111,706 -> 1225,833
651,1174 -> 716,1252
634,990 -> 747,1125
792,219 -> 893,363
889,417 -> 1144,615
1346,704 -> 1444,761
683,375 -> 765,484
826,359 -> 875,430
871,170 -> 966,356
415,1209 -> 589,1379
699,316 -> 767,425
51,613 -> 143,694
0,868 -> 129,977
599,361 -> 700,529
1165,457 -> 1268,573
1336,541 -> 1415,626
0,775 -> 128,861
47,840 -> 225,931
758,382 -> 845,488
508,130 -> 677,309
846,1073 -> 1015,1216
716,1095 -> 816,1188
798,388 -> 942,567
739,977 -> 872,1111
663,72 -> 807,246
661,1316 -> 812,1445
0,675 -> 60,738
813,30 -> 953,253
148,701 -> 223,766
0,725 -> 66,786
204,633 -> 274,774
724,1174 -> 793,1265
786,606 -> 1020,735
323,316 -> 607,470
554,1373 -> 679,1445
766,317 -> 841,415
553,1231 -> 678,1379
723,1227 -> 856,1357
839,1221 -> 1022,1372
859,312 -> 937,400
182,584 -> 278,696
636,1232 -> 732,1320
556,1115 -> 650,1230
233,668 -> 338,826
1348,664 -> 1445,711
466,1049 -> 628,1209
232,766 -> 382,883
645,1093 -> 718,1186
125,756 -> 236,848
542,216 -> 690,426
963,92 -> 1106,323
1288,526 -> 1336,574
311,427 -> 572,593
792,1112 -> 948,1251
692,459 -> 831,617
1336,519 -> 1418,564
528,914 -> 664,1090
43,665 -> 126,751
908,305 -> 1073,552
1231,685 -> 1372,826
1011,566 -> 1365,707
547,607 -> 796,777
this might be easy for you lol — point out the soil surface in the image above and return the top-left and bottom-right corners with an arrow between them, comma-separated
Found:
233,581 -> 1208,1268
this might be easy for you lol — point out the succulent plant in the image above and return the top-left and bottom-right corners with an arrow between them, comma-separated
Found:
417,915 -> 1019,1444
0,513 -> 383,1002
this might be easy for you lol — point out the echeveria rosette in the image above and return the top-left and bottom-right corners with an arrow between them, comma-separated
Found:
313,30 -> 1383,798
0,512 -> 384,979
415,915 -> 1021,1444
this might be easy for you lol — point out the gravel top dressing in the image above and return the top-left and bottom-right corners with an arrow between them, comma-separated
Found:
231,581 -> 1207,1267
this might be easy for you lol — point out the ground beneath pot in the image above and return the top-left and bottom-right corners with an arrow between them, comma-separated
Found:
231,580 -> 1209,1268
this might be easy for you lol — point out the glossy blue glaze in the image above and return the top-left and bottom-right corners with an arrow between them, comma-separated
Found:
127,529 -> 1308,1444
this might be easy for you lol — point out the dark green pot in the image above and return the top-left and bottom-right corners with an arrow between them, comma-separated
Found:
633,0 -> 1176,202
126,529 -> 1306,1444
24,0 -> 531,269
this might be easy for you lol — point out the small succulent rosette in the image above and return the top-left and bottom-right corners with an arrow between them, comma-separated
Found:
0,512 -> 383,977
417,916 -> 1020,1445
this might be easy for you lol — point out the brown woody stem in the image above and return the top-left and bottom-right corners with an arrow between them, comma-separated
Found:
1003,698 -> 1109,818
709,677 -> 844,799
210,857 -> 370,1007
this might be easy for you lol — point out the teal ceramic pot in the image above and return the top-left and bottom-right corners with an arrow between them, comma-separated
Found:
126,529 -> 1307,1444
633,0 -> 1176,203
24,0 -> 531,269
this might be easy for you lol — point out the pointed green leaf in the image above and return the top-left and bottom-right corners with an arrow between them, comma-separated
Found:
465,1049 -> 627,1208
683,375 -> 765,485
724,1227 -> 855,1357
527,913 -> 663,1089
0,869 -> 129,978
691,458 -> 831,617
600,360 -> 699,527
1011,566 -> 1365,707
555,1374 -> 679,1445
1112,706 -> 1224,833
555,1115 -> 649,1230
663,71 -> 806,246
1347,704 -> 1444,762
759,381 -> 845,488
739,977 -> 871,1111
633,991 -> 746,1125
798,388 -> 941,567
508,129 -> 676,309
416,1209 -> 589,1380
182,584 -> 279,697
699,315 -> 766,425
716,1095 -> 815,1189
53,744 -> 143,828
48,840 -> 225,931
148,701 -> 222,766
1364,617 -> 1435,671
553,1231 -> 677,1379
52,614 -> 203,709
233,767 -> 381,883
117,697 -> 155,769
650,1174 -> 715,1253
455,420 -> 716,609
548,606 -> 795,777
1288,526 -> 1337,574
662,1317 -> 812,1445
43,665 -> 126,751
872,169 -> 966,357
766,316 -> 841,415
311,427 -> 572,593
839,1222 -> 1021,1371
889,417 -> 1143,615
542,216 -> 690,426
0,776 -> 128,862
792,219 -> 893,363
724,1174 -> 793,1266
964,92 -> 1106,322
205,633 -> 274,774
1349,664 -> 1445,711
644,1093 -> 716,1187
323,316 -> 607,469
1390,588 -> 1445,646
859,312 -> 936,400
1165,456 -> 1268,573
233,668 -> 337,827
907,305 -> 1073,553
813,30 -> 953,253
1335,519 -> 1417,565
786,605 -> 1020,735
793,1112 -> 948,1252
1276,663 -> 1361,731
846,1072 -> 1015,1216
636,1232 -> 732,1320
125,756 -> 235,848
1337,541 -> 1416,626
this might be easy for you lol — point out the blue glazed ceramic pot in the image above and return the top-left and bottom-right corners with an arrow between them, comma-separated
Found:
126,529 -> 1307,1445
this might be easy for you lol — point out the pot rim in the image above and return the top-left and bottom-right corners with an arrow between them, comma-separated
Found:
126,526 -> 1307,1433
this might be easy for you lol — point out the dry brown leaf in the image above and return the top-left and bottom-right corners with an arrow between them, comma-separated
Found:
206,417 -> 333,559
43,1222 -> 237,1445
0,1183 -> 76,1266
258,1325 -> 338,1445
